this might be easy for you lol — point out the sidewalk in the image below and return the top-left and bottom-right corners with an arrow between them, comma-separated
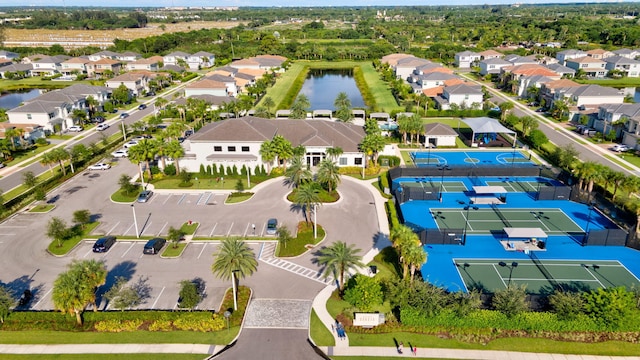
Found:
0,343 -> 217,355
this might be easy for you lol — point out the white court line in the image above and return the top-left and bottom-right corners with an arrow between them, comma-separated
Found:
583,267 -> 606,288
83,248 -> 93,258
157,222 -> 168,236
151,287 -> 165,309
492,264 -> 508,288
226,222 -> 234,236
107,221 -> 120,235
209,223 -> 218,237
121,242 -> 136,258
33,288 -> 53,309
197,243 -> 208,259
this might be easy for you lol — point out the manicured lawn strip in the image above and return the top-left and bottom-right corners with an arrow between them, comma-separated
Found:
277,223 -> 325,257
0,354 -> 208,360
161,242 -> 187,257
347,333 -> 640,357
47,222 -> 101,256
180,222 -> 198,235
110,188 -> 141,203
577,78 -> 640,86
0,77 -> 75,91
28,204 -> 54,212
226,192 -> 253,203
0,330 -> 231,345
331,357 -> 445,360
262,62 -> 306,109
7,144 -> 56,167
152,176 -> 261,190
358,61 -> 401,112
310,309 -> 335,347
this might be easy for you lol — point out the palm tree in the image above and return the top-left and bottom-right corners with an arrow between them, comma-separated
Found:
403,241 -> 427,283
397,115 -> 411,144
291,94 -> 310,119
325,147 -> 343,161
316,241 -> 364,293
285,155 -> 311,189
334,92 -> 352,122
164,140 -> 185,174
52,260 -> 107,325
499,102 -> 514,122
0,140 -> 12,161
272,135 -> 293,170
211,237 -> 258,299
4,128 -> 20,151
360,133 -> 386,166
259,140 -> 276,174
50,148 -> 70,176
316,158 -> 341,193
85,96 -> 98,118
71,109 -> 87,126
128,139 -> 157,181
262,97 -> 275,118
390,224 -> 421,279
294,182 -> 321,225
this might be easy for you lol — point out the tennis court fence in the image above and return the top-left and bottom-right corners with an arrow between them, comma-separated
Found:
583,229 -> 628,246
418,228 -> 464,245
537,186 -> 572,200
388,165 -> 540,179
395,185 -> 439,203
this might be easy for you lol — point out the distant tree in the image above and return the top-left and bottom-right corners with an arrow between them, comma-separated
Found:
22,171 -> 37,188
528,129 -> 548,150
72,209 -> 91,229
178,280 -> 202,310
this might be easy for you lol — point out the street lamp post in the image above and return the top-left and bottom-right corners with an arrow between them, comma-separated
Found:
459,200 -> 479,246
231,270 -> 238,311
584,201 -> 596,244
499,261 -> 519,285
131,204 -> 139,238
437,165 -> 451,202
224,311 -> 231,332
121,120 -> 127,141
313,204 -> 318,239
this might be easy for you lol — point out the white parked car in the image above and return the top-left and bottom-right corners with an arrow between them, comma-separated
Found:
123,140 -> 139,149
68,126 -> 83,132
88,162 -> 111,170
611,144 -> 630,152
96,123 -> 110,131
111,149 -> 128,158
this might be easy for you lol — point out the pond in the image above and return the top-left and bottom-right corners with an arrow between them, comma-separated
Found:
0,89 -> 43,109
299,69 -> 366,111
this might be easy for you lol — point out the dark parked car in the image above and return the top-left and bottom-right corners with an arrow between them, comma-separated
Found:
91,116 -> 105,124
120,113 -> 129,119
184,129 -> 194,137
19,289 -> 32,306
146,91 -> 156,97
93,236 -> 117,253
138,104 -> 147,110
143,238 -> 166,255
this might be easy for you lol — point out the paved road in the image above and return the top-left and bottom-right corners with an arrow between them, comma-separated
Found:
461,74 -> 640,176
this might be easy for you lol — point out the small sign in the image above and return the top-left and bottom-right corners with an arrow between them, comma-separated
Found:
353,312 -> 385,328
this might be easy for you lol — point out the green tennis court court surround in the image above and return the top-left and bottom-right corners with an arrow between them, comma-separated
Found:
454,258 -> 640,294
432,208 -> 582,235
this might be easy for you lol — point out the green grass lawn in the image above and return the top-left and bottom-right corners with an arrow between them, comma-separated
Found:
0,329 -> 235,345
310,309 -> 335,347
47,222 -> 101,256
226,192 -> 254,203
180,222 -> 198,235
27,204 -> 55,213
151,176 -> 260,190
277,222 -> 325,257
161,242 -> 187,257
110,188 -> 141,203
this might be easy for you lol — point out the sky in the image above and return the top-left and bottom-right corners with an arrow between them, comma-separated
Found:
2,0 -> 636,8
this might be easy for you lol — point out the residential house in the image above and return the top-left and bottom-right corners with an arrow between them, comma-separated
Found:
504,54 -> 538,66
436,83 -> 483,110
556,49 -> 588,65
59,84 -> 111,106
539,79 -> 582,108
454,51 -> 480,68
612,48 -> 638,60
175,95 -> 237,111
601,103 -> 640,148
479,58 -> 512,76
0,123 -> 46,146
478,50 -> 504,60
587,49 -> 614,60
126,56 -> 163,72
179,116 -> 365,172
0,63 -> 33,79
117,52 -> 142,62
230,55 -> 286,71
565,57 -> 607,78
408,72 -> 459,92
6,87 -> 88,132
105,72 -> 151,96
380,53 -> 414,67
603,56 -> 640,78
233,72 -> 257,92
61,57 -> 91,76
0,50 -> 19,61
500,64 -> 561,97
554,84 -> 624,109
413,63 -> 453,75
544,63 -> 576,78
519,75 -> 555,99
187,51 -> 215,69
88,51 -> 120,62
212,65 -> 238,77
203,74 -> 238,96
394,57 -> 432,80
184,79 -> 229,98
87,58 -> 122,77
30,55 -> 69,76
21,54 -> 48,64
163,51 -> 190,66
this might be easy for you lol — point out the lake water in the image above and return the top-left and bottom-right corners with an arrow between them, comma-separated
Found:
0,89 -> 43,109
298,69 -> 366,110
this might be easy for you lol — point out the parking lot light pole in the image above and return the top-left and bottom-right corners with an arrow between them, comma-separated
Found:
131,204 -> 139,238
313,204 -> 318,239
437,165 -> 451,202
121,120 -> 127,141
232,270 -> 238,311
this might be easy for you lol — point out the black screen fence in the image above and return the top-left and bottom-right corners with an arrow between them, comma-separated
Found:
418,228 -> 465,245
583,229 -> 628,246
537,186 -> 572,200
388,165 -> 541,180
394,185 -> 439,203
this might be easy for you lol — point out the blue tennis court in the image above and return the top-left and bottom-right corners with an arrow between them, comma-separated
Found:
411,150 -> 533,167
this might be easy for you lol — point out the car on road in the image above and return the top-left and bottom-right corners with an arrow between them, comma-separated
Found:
137,190 -> 153,203
88,162 -> 111,170
120,113 -> 129,119
266,218 -> 278,235
91,116 -> 106,124
612,144 -> 630,152
138,104 -> 147,110
93,236 -> 116,253
96,123 -> 110,131
146,91 -> 156,97
132,135 -> 152,141
68,125 -> 83,132
111,149 -> 128,158
143,237 -> 166,254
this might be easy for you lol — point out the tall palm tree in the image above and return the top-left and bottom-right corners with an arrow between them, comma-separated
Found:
397,115 -> 411,144
262,97 -> 275,118
259,140 -> 276,174
294,182 -> 321,225
285,155 -> 311,189
128,139 -> 158,181
211,237 -> 258,296
403,241 -> 427,283
272,135 -> 293,170
4,128 -> 20,151
390,224 -> 421,278
85,96 -> 98,118
334,92 -> 352,122
325,147 -> 343,161
499,102 -> 514,122
316,158 -> 341,193
164,140 -> 185,174
316,241 -> 364,293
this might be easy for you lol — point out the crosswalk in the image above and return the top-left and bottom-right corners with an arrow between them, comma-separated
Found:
259,242 -> 334,285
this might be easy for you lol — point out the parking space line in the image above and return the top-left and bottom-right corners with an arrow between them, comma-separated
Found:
33,288 -> 53,309
124,223 -> 134,237
83,248 -> 93,258
140,221 -> 153,236
107,221 -> 120,235
243,223 -> 251,237
197,243 -> 208,259
177,194 -> 187,204
209,223 -> 218,237
0,233 -> 16,236
121,242 -> 136,258
227,222 -> 234,236
151,287 -> 165,309
197,192 -> 211,205
163,194 -> 173,205
157,222 -> 168,237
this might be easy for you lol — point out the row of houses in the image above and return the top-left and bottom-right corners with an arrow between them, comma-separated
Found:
456,48 -> 640,78
0,50 -> 217,79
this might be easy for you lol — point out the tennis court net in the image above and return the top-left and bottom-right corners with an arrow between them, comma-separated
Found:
491,203 -> 511,227
529,251 -> 562,291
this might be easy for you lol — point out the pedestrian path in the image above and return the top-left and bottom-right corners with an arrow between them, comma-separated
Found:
259,242 -> 334,285
0,343 -> 216,355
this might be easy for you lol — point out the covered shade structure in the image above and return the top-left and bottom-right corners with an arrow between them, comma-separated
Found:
461,117 -> 516,147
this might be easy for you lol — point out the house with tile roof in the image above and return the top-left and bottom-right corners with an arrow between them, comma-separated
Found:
413,63 -> 453,75
544,63 -> 576,78
126,56 -> 163,72
539,79 -> 582,107
86,58 -> 122,78
554,84 -> 624,107
105,71 -> 152,96
202,74 -> 239,96
117,52 -> 142,62
88,51 -> 120,62
184,79 -> 230,98
0,50 -> 19,61
211,65 -> 238,77
612,48 -> 639,60
587,49 -> 615,60
565,56 -> 607,77
454,51 -> 480,68
479,58 -> 512,76
179,117 -> 366,173
408,72 -> 460,92
381,53 -> 414,67
594,103 -> 640,143
0,123 -> 46,145
603,56 -> 640,77
500,64 -> 562,96
394,57 -> 432,80
504,54 -> 538,66
187,51 -> 215,69
556,49 -> 588,65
